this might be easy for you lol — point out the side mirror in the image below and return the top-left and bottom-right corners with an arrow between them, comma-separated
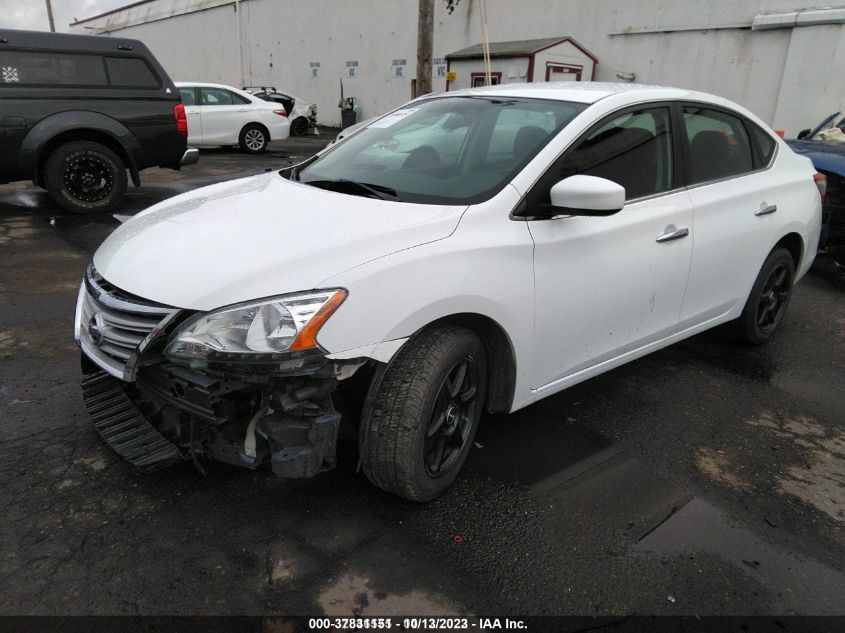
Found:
547,175 -> 625,217
797,128 -> 811,140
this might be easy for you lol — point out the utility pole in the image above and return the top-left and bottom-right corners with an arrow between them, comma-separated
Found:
416,0 -> 434,96
45,0 -> 56,32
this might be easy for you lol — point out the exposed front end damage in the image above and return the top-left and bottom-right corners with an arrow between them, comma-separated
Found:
76,265 -> 366,479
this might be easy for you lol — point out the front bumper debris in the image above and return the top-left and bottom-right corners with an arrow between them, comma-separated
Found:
76,267 -> 357,479
81,371 -> 182,472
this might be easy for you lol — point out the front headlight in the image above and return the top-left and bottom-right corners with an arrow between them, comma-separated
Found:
164,289 -> 346,364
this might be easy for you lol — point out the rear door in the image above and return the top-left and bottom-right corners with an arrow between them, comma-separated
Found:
525,105 -> 694,389
677,104 -> 780,325
198,87 -> 251,144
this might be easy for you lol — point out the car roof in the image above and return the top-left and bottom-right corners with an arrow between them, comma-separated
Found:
436,81 -> 731,107
175,81 -> 259,100
175,81 -> 243,90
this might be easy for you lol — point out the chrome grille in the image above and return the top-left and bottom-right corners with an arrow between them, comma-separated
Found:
75,266 -> 177,380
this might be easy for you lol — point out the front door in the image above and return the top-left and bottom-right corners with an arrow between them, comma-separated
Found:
525,106 -> 693,389
178,86 -> 201,145
198,87 -> 250,145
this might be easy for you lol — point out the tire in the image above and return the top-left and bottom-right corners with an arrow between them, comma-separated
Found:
291,116 -> 309,136
360,324 -> 487,502
43,141 -> 128,214
239,124 -> 268,154
730,247 -> 796,345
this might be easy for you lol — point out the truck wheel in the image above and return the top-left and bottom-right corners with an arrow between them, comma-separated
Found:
44,141 -> 128,214
731,247 -> 795,345
360,324 -> 487,502
239,124 -> 268,153
291,117 -> 309,136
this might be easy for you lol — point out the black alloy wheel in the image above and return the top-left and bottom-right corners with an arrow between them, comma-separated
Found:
756,263 -> 791,334
44,141 -> 128,214
731,246 -> 795,345
423,356 -> 480,477
64,154 -> 114,203
360,324 -> 488,501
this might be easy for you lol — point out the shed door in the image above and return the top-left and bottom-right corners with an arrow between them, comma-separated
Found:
545,63 -> 582,82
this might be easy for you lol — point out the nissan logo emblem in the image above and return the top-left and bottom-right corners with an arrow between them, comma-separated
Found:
88,313 -> 106,346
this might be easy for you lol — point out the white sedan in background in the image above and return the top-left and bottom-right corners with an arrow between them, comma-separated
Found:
175,82 -> 290,153
76,83 -> 822,502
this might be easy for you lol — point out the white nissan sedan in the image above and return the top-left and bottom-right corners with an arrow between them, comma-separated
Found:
175,82 -> 290,153
75,83 -> 822,501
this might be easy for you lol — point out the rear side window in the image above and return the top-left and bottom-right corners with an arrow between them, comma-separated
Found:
749,123 -> 777,166
683,107 -> 754,184
105,57 -> 159,88
0,50 -> 107,87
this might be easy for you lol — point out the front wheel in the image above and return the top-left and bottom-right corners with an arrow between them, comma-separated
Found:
360,325 -> 487,502
290,116 -> 309,136
731,247 -> 795,345
43,141 -> 128,214
239,124 -> 268,154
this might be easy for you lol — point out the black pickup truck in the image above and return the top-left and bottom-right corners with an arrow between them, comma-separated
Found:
0,29 -> 197,213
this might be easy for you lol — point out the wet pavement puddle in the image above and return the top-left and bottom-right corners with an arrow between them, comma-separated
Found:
635,497 -> 845,614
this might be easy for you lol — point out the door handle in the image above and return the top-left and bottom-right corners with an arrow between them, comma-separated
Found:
238,108 -> 248,112
656,227 -> 689,243
755,203 -> 777,216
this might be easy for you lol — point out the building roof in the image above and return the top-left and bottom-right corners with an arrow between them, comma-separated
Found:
447,36 -> 577,60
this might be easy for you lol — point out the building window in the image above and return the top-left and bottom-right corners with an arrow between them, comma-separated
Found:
471,72 -> 501,87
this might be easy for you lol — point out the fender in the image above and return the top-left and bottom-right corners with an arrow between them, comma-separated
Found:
22,111 -> 143,186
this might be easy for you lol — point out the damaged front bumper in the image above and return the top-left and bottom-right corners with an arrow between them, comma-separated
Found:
75,266 -> 357,478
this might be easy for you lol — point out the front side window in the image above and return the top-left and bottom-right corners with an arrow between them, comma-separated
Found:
683,107 -> 753,184
178,87 -> 197,106
297,96 -> 585,204
201,88 -> 249,106
528,107 -> 674,207
0,50 -> 107,87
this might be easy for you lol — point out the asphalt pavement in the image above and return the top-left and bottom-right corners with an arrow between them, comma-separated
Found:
1,131 -> 843,616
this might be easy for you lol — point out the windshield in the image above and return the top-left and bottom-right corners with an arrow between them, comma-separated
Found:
297,96 -> 586,204
810,112 -> 845,142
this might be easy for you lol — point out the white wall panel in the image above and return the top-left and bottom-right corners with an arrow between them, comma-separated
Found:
70,0 -> 845,132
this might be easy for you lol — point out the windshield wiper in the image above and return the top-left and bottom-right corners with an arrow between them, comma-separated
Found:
302,179 -> 400,201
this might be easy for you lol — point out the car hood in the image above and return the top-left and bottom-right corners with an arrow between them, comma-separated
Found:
94,173 -> 465,311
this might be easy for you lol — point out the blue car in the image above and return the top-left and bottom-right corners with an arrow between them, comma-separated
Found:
787,113 -> 845,268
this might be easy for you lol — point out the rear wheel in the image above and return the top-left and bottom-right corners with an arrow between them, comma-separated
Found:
731,247 -> 795,345
291,116 -> 309,136
239,124 -> 268,154
43,141 -> 128,214
360,325 -> 487,502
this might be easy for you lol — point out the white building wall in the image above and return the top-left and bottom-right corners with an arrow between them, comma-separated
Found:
71,0 -> 845,134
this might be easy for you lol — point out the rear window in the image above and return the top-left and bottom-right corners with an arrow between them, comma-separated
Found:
0,50 -> 107,87
105,56 -> 159,88
749,123 -> 777,166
